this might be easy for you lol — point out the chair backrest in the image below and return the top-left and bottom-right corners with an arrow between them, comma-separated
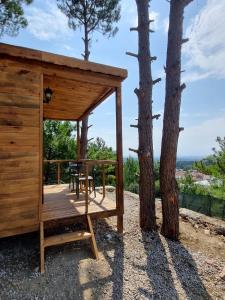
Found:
69,162 -> 82,175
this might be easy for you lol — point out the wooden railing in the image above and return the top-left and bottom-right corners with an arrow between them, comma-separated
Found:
44,159 -> 118,214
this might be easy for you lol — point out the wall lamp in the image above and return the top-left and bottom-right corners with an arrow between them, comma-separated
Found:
43,87 -> 53,104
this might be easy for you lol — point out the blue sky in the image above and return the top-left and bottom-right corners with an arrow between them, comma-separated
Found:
2,0 -> 225,158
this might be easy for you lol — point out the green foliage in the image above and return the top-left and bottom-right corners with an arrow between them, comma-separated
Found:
87,137 -> 116,161
44,120 -> 76,160
43,120 -> 76,184
0,0 -> 32,37
124,157 -> 139,191
155,180 -> 160,197
192,136 -> 225,199
123,158 -> 160,196
88,137 -> 116,186
57,0 -> 121,37
194,137 -> 225,178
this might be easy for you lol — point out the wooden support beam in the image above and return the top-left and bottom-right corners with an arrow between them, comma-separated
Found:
87,215 -> 99,259
116,86 -> 124,233
76,121 -> 80,160
85,164 -> 89,214
57,162 -> 60,185
40,222 -> 44,273
102,164 -> 106,199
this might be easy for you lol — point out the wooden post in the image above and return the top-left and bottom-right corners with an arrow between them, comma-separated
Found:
57,162 -> 60,185
85,164 -> 89,214
77,121 -> 80,159
116,86 -> 124,233
102,164 -> 106,198
40,221 -> 44,273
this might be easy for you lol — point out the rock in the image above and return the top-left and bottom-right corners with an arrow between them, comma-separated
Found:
194,224 -> 199,229
204,229 -> 210,235
106,234 -> 113,241
219,267 -> 225,280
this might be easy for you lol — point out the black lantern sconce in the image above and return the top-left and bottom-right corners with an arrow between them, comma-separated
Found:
43,87 -> 53,104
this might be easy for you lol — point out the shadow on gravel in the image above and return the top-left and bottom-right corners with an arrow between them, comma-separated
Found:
167,239 -> 212,300
136,231 -> 212,299
136,232 -> 180,299
95,219 -> 124,300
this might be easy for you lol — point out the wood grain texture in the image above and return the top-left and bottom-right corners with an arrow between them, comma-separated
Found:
42,184 -> 116,221
0,62 -> 41,238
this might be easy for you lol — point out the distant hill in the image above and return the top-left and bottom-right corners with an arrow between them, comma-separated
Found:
124,155 -> 203,170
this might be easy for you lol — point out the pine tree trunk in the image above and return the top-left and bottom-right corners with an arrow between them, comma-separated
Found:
80,24 -> 90,159
135,0 -> 156,231
160,0 -> 193,240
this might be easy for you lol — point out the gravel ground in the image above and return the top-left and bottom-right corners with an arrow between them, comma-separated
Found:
0,191 -> 225,300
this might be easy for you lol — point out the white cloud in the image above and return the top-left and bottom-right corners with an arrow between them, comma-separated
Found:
26,1 -> 72,41
183,0 -> 225,82
178,117 -> 225,156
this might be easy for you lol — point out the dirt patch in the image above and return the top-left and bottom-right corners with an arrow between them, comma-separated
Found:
0,191 -> 225,299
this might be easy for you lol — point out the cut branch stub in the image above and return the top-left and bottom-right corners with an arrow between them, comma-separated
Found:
129,148 -> 139,154
88,124 -> 93,129
130,27 -> 138,31
153,78 -> 162,85
130,124 -> 139,128
179,127 -> 184,132
134,88 -> 141,97
180,83 -> 186,92
152,114 -> 161,120
182,38 -> 189,44
150,56 -> 157,62
88,137 -> 94,142
126,52 -> 138,58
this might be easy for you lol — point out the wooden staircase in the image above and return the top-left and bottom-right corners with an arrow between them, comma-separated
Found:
40,214 -> 99,273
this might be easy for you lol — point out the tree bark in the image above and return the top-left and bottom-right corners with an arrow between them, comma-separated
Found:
135,0 -> 156,231
80,20 -> 90,159
160,0 -> 193,240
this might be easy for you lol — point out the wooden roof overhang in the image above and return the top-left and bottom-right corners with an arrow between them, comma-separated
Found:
0,43 -> 127,121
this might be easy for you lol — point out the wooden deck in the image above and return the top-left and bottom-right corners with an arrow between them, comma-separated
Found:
42,184 -> 116,221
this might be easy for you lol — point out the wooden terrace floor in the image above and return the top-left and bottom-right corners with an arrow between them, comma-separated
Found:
42,184 -> 116,221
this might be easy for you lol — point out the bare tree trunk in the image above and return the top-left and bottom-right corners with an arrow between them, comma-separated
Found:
135,0 -> 157,231
80,22 -> 90,159
160,0 -> 193,240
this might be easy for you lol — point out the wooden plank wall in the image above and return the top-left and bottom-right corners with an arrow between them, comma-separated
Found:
0,59 -> 41,237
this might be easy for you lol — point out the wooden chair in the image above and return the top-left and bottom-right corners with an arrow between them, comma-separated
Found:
79,166 -> 97,197
69,163 -> 96,199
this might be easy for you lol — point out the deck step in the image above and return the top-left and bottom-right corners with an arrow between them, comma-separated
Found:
44,230 -> 92,248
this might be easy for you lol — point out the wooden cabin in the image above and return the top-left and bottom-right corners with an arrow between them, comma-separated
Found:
0,43 -> 127,272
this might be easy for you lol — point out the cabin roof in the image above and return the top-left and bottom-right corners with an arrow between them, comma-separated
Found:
0,43 -> 127,121
0,43 -> 127,79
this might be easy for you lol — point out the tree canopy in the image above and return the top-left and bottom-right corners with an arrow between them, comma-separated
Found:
0,0 -> 32,38
57,0 -> 121,59
43,120 -> 76,161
